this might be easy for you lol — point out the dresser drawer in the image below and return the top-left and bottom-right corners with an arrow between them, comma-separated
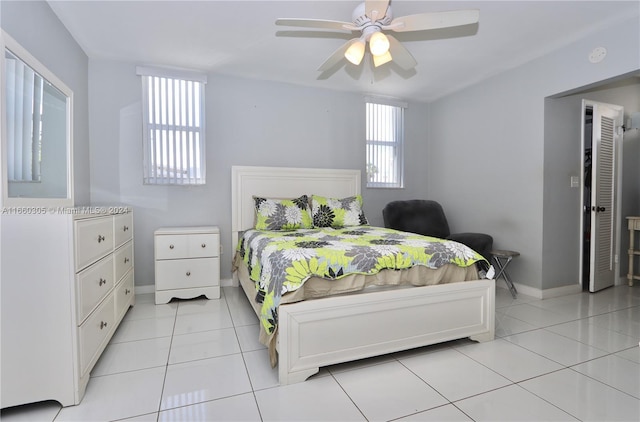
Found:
79,295 -> 115,376
155,257 -> 219,291
75,217 -> 114,271
76,255 -> 114,323
114,241 -> 134,282
114,213 -> 133,248
115,270 -> 134,321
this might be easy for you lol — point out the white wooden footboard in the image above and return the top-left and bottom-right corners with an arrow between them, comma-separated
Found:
278,278 -> 495,384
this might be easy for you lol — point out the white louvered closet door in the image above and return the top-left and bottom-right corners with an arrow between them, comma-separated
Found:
589,102 -> 623,292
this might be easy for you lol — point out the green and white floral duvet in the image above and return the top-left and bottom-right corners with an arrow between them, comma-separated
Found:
236,226 -> 487,337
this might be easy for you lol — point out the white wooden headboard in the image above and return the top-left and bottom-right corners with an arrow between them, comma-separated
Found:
231,166 -> 361,252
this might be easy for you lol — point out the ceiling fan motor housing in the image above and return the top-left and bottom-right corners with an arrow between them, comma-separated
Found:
352,3 -> 393,28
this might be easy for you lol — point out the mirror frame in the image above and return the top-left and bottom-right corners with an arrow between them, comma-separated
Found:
1,30 -> 74,208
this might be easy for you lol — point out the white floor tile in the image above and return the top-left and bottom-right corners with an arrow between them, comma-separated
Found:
503,329 -> 609,366
158,393 -> 261,421
395,404 -> 473,421
495,311 -> 539,337
399,348 -> 511,401
497,303 -> 576,328
588,306 -> 640,338
168,327 -> 241,364
455,384 -> 577,421
235,323 -> 265,352
243,349 -> 279,391
333,361 -> 447,422
123,300 -> 178,321
161,354 -> 252,411
56,367 -> 166,421
520,368 -> 640,421
545,318 -> 638,353
110,315 -> 175,343
92,336 -> 171,376
119,413 -> 159,421
173,305 -> 234,335
616,346 -> 640,363
176,297 -> 228,316
255,376 -> 365,421
455,339 -> 563,382
571,354 -> 640,398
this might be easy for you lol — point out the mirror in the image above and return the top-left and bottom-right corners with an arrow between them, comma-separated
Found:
1,30 -> 73,207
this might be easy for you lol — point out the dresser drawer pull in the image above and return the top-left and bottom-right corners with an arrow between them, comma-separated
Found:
123,225 -> 129,232
99,278 -> 107,286
186,271 -> 191,276
201,243 -> 207,248
100,321 -> 108,329
169,244 -> 174,249
97,235 -> 106,243
124,257 -> 130,264
125,289 -> 131,295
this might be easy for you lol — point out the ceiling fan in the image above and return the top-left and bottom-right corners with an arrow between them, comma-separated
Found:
276,0 -> 479,71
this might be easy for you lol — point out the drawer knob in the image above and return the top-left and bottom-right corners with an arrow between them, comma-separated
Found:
186,271 -> 191,276
201,243 -> 206,248
123,225 -> 129,232
169,244 -> 174,249
124,257 -> 130,264
125,288 -> 131,295
99,278 -> 106,286
100,321 -> 108,329
97,235 -> 105,243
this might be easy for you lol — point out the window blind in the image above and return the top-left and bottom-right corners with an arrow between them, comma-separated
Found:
366,101 -> 404,188
137,67 -> 206,185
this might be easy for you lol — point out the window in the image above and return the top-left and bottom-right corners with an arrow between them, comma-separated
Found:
137,66 -> 206,185
365,100 -> 405,188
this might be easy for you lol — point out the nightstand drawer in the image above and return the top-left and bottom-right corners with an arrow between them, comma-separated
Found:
155,235 -> 189,260
187,233 -> 219,258
155,257 -> 219,291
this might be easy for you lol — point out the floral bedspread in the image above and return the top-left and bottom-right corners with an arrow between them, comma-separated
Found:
235,226 -> 487,337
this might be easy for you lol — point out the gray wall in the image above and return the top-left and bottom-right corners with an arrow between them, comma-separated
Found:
428,15 -> 639,294
1,0 -> 90,205
88,61 -> 429,286
543,79 -> 640,288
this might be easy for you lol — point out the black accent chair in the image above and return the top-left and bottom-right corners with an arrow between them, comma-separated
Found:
382,199 -> 493,262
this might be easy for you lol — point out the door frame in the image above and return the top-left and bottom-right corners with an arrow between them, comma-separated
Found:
579,99 -> 624,291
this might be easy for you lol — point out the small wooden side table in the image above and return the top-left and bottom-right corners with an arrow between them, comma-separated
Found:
627,216 -> 640,287
491,249 -> 520,298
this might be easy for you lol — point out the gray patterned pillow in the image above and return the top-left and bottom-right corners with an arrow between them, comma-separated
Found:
254,195 -> 313,231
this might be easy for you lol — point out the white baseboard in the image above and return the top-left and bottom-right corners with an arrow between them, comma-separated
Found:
495,280 -> 582,299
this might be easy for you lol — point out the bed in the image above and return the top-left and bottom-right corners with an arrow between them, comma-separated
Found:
231,165 -> 495,385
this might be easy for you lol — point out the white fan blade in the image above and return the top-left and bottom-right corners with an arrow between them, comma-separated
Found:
385,9 -> 479,32
387,35 -> 417,70
318,38 -> 360,71
276,18 -> 357,32
365,0 -> 390,22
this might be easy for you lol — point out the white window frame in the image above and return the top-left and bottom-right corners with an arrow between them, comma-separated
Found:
137,66 -> 206,185
365,98 -> 405,188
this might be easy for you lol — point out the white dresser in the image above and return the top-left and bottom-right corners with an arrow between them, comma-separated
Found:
154,226 -> 220,304
0,208 -> 135,408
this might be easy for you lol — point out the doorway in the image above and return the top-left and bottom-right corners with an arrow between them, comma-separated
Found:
580,100 -> 624,292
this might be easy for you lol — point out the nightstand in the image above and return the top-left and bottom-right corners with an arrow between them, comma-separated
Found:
154,226 -> 220,304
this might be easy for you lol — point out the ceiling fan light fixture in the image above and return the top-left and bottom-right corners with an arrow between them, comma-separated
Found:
344,40 -> 366,65
373,50 -> 392,67
369,31 -> 390,56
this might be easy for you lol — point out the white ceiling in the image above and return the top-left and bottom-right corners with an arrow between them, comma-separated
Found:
47,0 -> 639,103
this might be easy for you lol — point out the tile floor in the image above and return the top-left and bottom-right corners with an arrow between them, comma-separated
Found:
2,284 -> 639,422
